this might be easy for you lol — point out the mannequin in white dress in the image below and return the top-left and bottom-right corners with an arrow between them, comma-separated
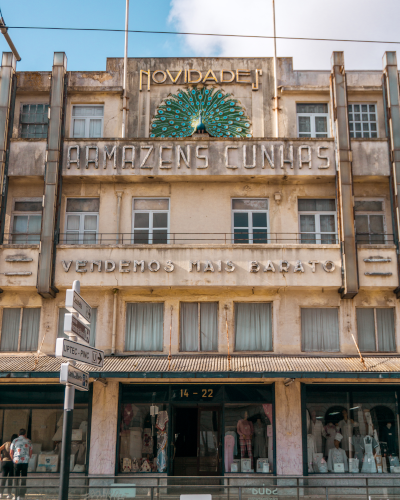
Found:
309,411 -> 324,454
337,409 -> 359,456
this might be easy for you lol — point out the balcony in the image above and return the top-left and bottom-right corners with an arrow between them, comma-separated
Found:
8,139 -> 46,177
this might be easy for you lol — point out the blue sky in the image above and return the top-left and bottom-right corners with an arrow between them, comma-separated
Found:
1,0 -> 400,72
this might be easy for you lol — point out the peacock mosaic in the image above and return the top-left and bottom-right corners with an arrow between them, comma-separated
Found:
149,87 -> 252,139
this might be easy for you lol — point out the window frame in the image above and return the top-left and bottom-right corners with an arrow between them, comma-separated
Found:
348,103 -> 378,138
11,197 -> 42,244
124,301 -> 165,353
65,197 -> 99,245
296,103 -> 330,138
300,307 -> 340,353
298,198 -> 337,244
356,307 -> 396,353
179,302 -> 219,353
354,197 -> 387,244
0,307 -> 40,352
231,198 -> 270,244
19,103 -> 49,139
233,301 -> 274,352
132,198 -> 170,244
71,104 -> 104,139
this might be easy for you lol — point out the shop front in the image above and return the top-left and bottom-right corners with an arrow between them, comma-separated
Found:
117,383 -> 275,476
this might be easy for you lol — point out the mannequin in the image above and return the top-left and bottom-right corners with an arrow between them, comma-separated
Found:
382,423 -> 396,455
323,422 -> 337,456
307,434 -> 316,473
237,411 -> 254,468
327,433 -> 348,472
337,409 -> 359,455
253,418 -> 267,458
309,411 -> 324,454
361,435 -> 378,473
350,427 -> 364,471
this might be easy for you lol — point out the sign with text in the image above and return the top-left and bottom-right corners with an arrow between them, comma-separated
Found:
65,289 -> 92,324
64,313 -> 90,344
60,362 -> 89,391
56,338 -> 104,368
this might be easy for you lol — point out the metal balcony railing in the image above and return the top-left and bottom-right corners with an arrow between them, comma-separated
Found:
356,233 -> 395,245
56,232 -> 340,245
3,233 -> 41,244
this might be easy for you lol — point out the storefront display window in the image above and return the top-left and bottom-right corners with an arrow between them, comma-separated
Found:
0,386 -> 89,474
305,386 -> 398,474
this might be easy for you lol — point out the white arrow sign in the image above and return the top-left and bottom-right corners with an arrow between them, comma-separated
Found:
65,289 -> 92,324
56,338 -> 104,368
60,362 -> 89,391
64,313 -> 90,344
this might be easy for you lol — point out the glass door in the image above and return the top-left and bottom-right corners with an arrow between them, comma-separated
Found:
198,407 -> 221,476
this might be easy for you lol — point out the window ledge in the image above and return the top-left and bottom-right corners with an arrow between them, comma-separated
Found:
357,244 -> 396,249
0,244 -> 39,249
57,243 -> 341,250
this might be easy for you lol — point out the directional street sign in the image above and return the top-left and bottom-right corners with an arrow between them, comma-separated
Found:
64,313 -> 90,344
65,289 -> 92,324
60,362 -> 89,392
56,338 -> 104,368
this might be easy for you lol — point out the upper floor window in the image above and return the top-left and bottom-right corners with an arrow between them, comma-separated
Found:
356,308 -> 395,352
235,303 -> 272,351
348,104 -> 377,138
232,199 -> 268,244
0,308 -> 40,352
301,308 -> 339,352
180,302 -> 218,352
355,199 -> 386,244
125,303 -> 163,351
72,105 -> 104,138
132,198 -> 169,244
11,199 -> 42,244
20,104 -> 49,138
298,199 -> 337,244
297,103 -> 329,138
57,307 -> 97,346
65,198 -> 99,244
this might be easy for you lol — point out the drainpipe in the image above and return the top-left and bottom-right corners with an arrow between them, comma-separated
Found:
116,191 -> 123,244
272,0 -> 279,138
111,288 -> 118,354
121,0 -> 129,138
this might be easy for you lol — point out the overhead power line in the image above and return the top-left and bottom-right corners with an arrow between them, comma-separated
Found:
3,25 -> 400,45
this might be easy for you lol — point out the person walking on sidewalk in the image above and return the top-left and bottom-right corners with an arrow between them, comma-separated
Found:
0,434 -> 17,499
10,430 -> 32,500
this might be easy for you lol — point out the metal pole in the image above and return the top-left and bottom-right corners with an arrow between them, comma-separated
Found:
0,18 -> 21,61
121,0 -> 129,138
58,384 -> 75,500
272,0 -> 279,137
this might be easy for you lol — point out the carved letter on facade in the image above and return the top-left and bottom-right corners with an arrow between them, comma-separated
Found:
148,260 -> 161,272
122,146 -> 135,169
76,260 -> 87,273
140,146 -> 154,169
176,145 -> 190,169
225,146 -> 238,169
133,260 -> 145,273
196,146 -> 209,169
203,261 -> 215,272
293,260 -> 305,273
189,260 -> 201,272
243,145 -> 256,169
322,260 -> 336,272
249,261 -> 260,273
261,145 -> 274,169
280,145 -> 294,169
67,145 -> 80,169
104,145 -> 117,169
159,146 -> 172,169
279,260 -> 290,272
119,260 -> 131,273
264,261 -> 276,272
90,261 -> 102,272
86,146 -> 99,169
317,146 -> 330,169
61,260 -> 72,272
308,260 -> 320,273
105,260 -> 116,272
225,261 -> 235,272
298,145 -> 312,169
164,260 -> 175,273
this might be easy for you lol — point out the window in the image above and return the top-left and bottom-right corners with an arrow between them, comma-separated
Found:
11,199 -> 42,244
298,199 -> 337,244
301,308 -> 339,352
0,308 -> 40,351
72,105 -> 104,138
20,104 -> 49,138
357,308 -> 395,352
232,199 -> 268,244
132,199 -> 169,244
235,303 -> 272,351
297,103 -> 329,138
348,104 -> 378,138
180,303 -> 218,352
125,303 -> 163,351
57,308 -> 97,346
65,198 -> 99,244
355,199 -> 385,244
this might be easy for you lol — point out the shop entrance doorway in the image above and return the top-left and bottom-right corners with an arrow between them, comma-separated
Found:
172,406 -> 221,476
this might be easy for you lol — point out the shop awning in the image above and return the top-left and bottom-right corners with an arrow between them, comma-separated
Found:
0,354 -> 400,379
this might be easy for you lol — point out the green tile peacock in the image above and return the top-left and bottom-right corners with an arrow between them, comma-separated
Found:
150,87 -> 252,138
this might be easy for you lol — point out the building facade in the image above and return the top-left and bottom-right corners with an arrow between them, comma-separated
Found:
0,49 -> 400,482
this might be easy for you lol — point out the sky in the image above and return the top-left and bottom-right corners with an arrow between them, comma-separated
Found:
1,0 -> 399,72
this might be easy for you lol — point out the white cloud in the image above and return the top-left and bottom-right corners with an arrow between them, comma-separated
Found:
168,0 -> 400,70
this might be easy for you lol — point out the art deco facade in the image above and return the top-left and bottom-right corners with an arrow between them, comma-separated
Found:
0,49 -> 400,482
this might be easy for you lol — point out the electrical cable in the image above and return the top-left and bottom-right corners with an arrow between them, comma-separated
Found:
3,25 -> 400,45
